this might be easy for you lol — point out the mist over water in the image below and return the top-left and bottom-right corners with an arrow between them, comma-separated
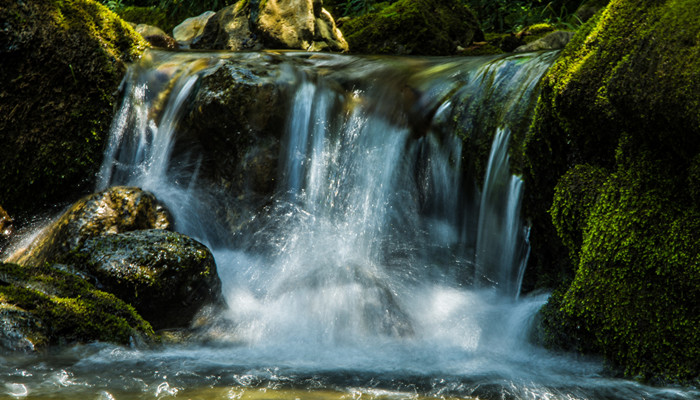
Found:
2,50 -> 697,400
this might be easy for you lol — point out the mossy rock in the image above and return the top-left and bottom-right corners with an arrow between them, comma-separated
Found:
8,187 -> 171,268
341,0 -> 483,55
523,0 -> 700,382
0,0 -> 147,222
542,151 -> 700,381
66,229 -> 223,330
523,0 -> 700,290
0,262 -> 155,350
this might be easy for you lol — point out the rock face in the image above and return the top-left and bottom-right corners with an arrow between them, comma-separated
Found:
0,262 -> 155,351
340,0 -> 483,55
0,0 -> 147,221
524,0 -> 700,381
67,230 -> 222,330
192,0 -> 348,52
8,187 -> 171,267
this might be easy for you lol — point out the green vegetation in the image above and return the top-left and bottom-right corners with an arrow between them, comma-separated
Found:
0,262 -> 155,347
524,0 -> 700,382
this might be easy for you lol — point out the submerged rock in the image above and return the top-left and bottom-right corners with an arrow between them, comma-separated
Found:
0,0 -> 147,221
67,230 -> 223,330
8,187 -> 171,267
0,262 -> 155,351
340,0 -> 483,55
525,0 -> 700,382
192,0 -> 348,52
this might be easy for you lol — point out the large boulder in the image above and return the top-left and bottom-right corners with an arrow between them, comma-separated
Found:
8,187 -> 171,267
340,0 -> 483,55
0,262 -> 155,351
524,0 -> 700,381
0,0 -> 147,221
192,0 -> 348,52
65,230 -> 222,330
177,53 -> 295,230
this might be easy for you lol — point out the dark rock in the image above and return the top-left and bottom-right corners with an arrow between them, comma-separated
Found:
68,230 -> 223,330
0,0 -> 147,221
7,187 -> 171,267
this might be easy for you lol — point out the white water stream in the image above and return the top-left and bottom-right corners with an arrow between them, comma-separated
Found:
1,50 -> 696,400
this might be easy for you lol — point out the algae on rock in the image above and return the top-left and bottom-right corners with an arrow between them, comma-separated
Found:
0,262 -> 156,350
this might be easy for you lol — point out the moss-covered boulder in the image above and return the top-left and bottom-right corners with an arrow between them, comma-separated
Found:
340,0 -> 483,55
66,229 -> 222,330
0,0 -> 147,221
0,262 -> 155,351
8,187 -> 171,267
524,0 -> 700,381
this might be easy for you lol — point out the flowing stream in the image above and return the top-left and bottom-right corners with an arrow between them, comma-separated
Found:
1,50 -> 697,400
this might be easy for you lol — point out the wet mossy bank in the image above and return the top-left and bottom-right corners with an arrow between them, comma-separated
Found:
523,0 -> 700,382
0,0 -> 146,221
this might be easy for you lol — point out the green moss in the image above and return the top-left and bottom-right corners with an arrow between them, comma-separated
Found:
525,0 -> 700,381
546,151 -> 700,381
0,262 -> 155,347
549,164 -> 608,262
340,0 -> 483,55
0,0 -> 146,222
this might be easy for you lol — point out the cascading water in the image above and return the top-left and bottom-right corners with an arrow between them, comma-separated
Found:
2,50 -> 697,400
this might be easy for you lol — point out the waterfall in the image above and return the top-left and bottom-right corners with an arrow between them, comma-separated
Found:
98,48 -> 558,366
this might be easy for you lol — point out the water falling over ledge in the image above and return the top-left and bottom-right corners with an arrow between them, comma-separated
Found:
4,50 -> 695,400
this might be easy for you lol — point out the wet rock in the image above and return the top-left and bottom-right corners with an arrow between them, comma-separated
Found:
0,262 -> 155,351
7,187 -> 171,267
192,0 -> 348,52
68,230 -> 223,330
0,0 -> 147,220
514,31 -> 574,52
0,303 -> 48,352
173,11 -> 216,47
341,0 -> 483,55
178,54 -> 294,230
